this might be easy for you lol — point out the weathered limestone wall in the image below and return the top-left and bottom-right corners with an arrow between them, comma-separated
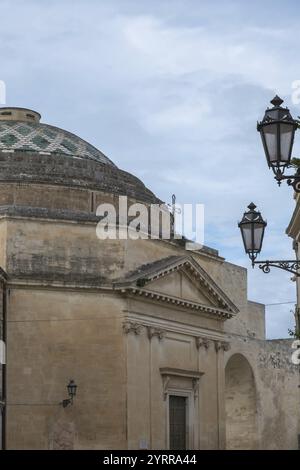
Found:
225,337 -> 300,450
195,259 -> 265,340
258,339 -> 300,449
0,183 -> 159,216
0,219 -> 7,269
6,288 -> 127,449
0,152 -> 159,204
0,216 -> 224,284
3,218 -> 125,281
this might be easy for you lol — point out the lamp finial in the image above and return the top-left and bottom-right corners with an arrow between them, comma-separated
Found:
270,95 -> 284,107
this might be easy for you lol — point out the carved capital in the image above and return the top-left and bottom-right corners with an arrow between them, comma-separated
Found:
215,340 -> 231,352
147,326 -> 166,341
195,336 -> 210,350
222,341 -> 231,352
123,321 -> 143,335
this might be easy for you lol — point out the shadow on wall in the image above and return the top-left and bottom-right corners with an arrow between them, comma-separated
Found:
225,354 -> 258,450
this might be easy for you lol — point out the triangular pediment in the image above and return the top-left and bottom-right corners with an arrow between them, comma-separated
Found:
114,255 -> 239,319
147,270 -> 217,307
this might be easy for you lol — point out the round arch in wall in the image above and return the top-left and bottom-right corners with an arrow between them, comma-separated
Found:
225,353 -> 258,450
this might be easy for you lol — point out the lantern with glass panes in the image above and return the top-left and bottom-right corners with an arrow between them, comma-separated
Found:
257,95 -> 300,191
238,203 -> 300,276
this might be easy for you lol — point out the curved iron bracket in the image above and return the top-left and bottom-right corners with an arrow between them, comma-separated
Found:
273,167 -> 300,192
254,260 -> 300,276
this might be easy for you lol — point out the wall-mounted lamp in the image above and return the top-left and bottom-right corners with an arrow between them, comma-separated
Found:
257,95 -> 300,191
238,203 -> 300,276
61,380 -> 77,408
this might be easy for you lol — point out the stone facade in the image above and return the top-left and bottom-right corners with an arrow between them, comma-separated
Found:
287,193 -> 300,335
0,108 -> 299,450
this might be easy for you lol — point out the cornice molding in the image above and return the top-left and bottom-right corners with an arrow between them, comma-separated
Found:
120,287 -> 234,320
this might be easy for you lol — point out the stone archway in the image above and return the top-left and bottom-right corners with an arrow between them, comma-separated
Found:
225,354 -> 257,450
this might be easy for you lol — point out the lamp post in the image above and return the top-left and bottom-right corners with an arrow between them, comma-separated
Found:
238,203 -> 300,276
257,95 -> 300,191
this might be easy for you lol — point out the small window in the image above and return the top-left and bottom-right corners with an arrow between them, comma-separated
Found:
1,111 -> 12,116
26,113 -> 35,120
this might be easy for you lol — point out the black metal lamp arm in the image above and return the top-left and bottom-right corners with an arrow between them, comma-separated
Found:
61,397 -> 73,408
253,259 -> 300,276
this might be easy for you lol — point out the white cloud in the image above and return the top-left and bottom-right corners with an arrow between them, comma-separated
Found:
122,14 -> 297,93
142,99 -> 212,133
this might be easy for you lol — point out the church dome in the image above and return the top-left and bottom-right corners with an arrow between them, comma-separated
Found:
0,107 -> 115,165
0,107 -> 159,205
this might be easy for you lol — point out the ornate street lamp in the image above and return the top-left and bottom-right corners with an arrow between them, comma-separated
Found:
238,203 -> 266,266
239,203 -> 300,276
61,379 -> 77,408
67,380 -> 77,398
257,95 -> 300,191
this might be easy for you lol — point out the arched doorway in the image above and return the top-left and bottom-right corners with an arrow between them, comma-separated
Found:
225,354 -> 257,449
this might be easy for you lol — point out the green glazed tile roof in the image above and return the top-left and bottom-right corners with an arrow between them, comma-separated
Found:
0,120 -> 115,166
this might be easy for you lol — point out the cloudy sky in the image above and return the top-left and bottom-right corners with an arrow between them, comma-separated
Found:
1,0 -> 300,337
